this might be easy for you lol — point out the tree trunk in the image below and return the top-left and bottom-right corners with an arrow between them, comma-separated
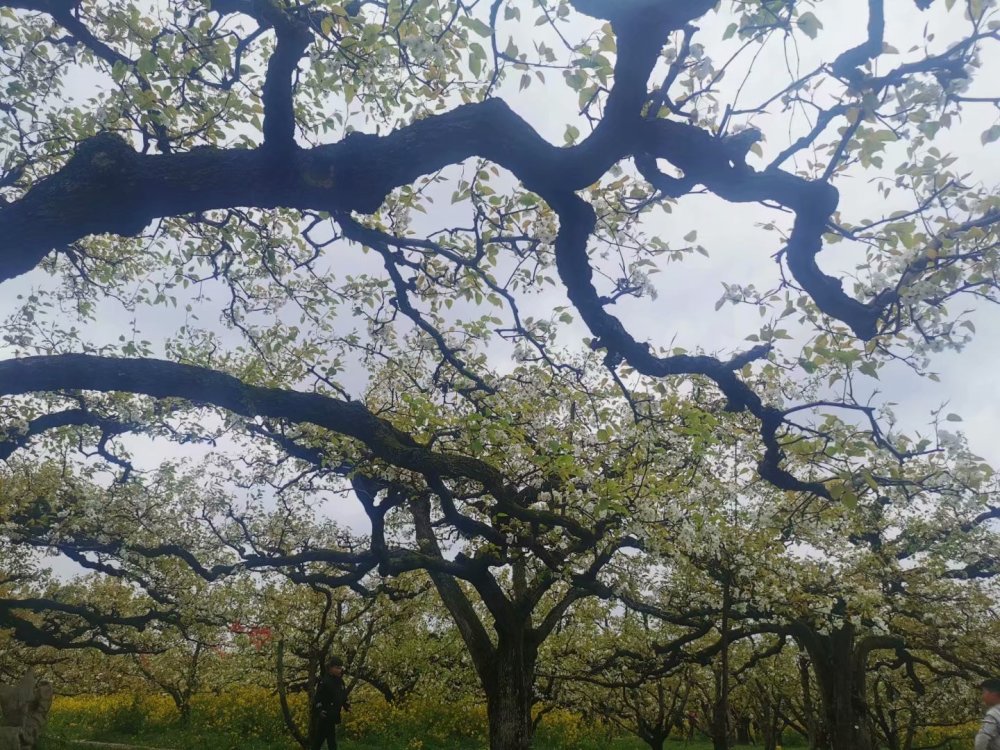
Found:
762,720 -> 778,750
806,625 -> 874,750
735,715 -> 752,744
483,632 -> 537,750
712,580 -> 732,750
798,655 -> 820,750
759,695 -> 781,750
407,497 -> 541,750
165,687 -> 190,727
276,639 -> 309,748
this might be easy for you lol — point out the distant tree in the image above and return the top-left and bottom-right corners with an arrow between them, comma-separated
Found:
261,574 -> 430,746
652,433 -> 1000,750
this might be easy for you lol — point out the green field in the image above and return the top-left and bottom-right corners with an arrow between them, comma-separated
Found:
39,734 -> 757,750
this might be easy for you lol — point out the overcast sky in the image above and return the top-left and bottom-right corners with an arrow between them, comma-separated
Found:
2,0 -> 998,577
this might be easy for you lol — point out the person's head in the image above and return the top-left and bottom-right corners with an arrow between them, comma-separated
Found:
326,656 -> 345,677
981,678 -> 1000,707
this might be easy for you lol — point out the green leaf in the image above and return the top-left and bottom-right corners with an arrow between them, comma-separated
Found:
862,471 -> 879,491
683,230 -> 697,242
465,17 -> 493,38
946,413 -> 963,422
137,50 -> 157,77
858,361 -> 879,380
797,12 -> 823,39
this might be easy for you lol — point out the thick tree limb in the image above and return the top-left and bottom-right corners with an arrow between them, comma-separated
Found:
0,0 -> 132,66
0,354 -> 612,542
0,595 -> 175,654
408,495 -> 496,673
569,0 -> 712,25
0,353 -> 510,494
0,408 -> 131,460
1,596 -> 174,630
634,119 -> 883,340
0,0 -> 708,280
830,0 -> 885,81
546,192 -> 830,498
255,2 -> 314,147
0,101 -> 613,283
0,0 -> 882,344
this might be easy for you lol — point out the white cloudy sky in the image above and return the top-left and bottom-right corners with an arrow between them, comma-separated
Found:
2,0 -> 999,576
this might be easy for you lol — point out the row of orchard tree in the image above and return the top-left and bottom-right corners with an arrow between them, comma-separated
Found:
1,361 -> 998,750
0,562 -> 992,750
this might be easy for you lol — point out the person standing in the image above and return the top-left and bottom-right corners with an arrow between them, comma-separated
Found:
312,656 -> 349,750
976,678 -> 1000,750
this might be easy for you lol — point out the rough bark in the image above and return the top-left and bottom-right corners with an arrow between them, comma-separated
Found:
734,716 -> 752,745
799,655 -> 821,750
803,625 -> 875,750
711,581 -> 732,750
276,639 -> 309,749
640,730 -> 667,750
0,354 -> 507,495
0,672 -> 53,750
483,632 -> 538,750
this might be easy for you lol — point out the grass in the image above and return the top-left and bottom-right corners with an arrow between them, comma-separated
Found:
39,730 -> 763,750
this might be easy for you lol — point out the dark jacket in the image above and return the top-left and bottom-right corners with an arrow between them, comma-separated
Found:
313,673 -> 348,725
